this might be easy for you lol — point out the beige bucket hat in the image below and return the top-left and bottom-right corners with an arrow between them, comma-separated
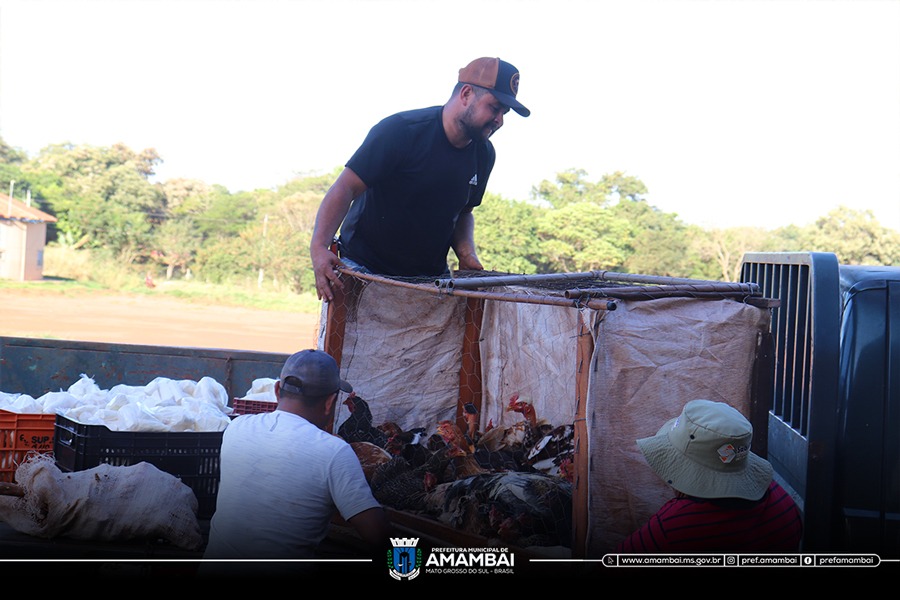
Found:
636,399 -> 774,501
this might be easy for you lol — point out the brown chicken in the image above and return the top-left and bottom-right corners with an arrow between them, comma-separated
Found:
349,441 -> 393,484
436,420 -> 490,480
507,395 -> 551,441
468,394 -> 548,472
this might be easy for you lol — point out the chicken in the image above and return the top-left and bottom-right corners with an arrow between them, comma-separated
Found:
436,420 -> 491,480
337,393 -> 388,447
369,445 -> 454,512
384,431 -> 433,469
463,402 -> 480,447
506,394 -> 551,453
421,471 -> 573,548
469,394 -> 546,472
526,423 -> 576,480
435,420 -> 473,454
380,423 -> 426,446
377,421 -> 403,439
349,441 -> 393,484
557,455 -> 576,484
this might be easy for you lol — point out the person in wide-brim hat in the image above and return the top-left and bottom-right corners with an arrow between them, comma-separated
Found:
636,399 -> 773,501
616,399 -> 803,553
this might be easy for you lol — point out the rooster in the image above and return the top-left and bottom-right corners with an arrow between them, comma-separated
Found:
469,394 -> 546,472
506,394 -> 552,452
337,393 -> 388,447
463,402 -> 480,447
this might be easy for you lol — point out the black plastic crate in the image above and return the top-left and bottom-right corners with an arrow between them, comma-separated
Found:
53,414 -> 223,520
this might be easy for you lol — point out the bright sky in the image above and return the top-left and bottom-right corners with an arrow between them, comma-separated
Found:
1,0 -> 898,231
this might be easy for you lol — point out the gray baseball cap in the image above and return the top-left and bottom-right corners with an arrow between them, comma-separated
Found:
279,349 -> 352,397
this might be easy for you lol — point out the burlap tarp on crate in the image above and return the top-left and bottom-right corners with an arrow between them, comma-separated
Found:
479,292 -> 580,429
322,280 -> 580,438
585,297 -> 771,556
325,282 -> 470,430
317,277 -> 770,557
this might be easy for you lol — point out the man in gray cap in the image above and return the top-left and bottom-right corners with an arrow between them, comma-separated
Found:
202,349 -> 390,573
310,57 -> 530,301
616,399 -> 803,553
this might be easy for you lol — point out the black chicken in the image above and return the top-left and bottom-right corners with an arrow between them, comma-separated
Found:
421,471 -> 573,548
369,445 -> 454,512
337,393 -> 388,447
385,431 -> 432,469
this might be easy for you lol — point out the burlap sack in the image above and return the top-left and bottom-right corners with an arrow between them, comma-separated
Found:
0,453 -> 203,551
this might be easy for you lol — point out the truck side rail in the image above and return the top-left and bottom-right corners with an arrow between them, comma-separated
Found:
0,336 -> 289,404
740,251 -> 841,551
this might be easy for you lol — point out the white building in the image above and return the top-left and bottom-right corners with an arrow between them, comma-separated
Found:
0,193 -> 57,281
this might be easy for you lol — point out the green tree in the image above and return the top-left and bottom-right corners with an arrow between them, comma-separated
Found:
690,226 -> 772,281
192,187 -> 260,239
799,206 -> 900,265
25,143 -> 163,260
535,202 -> 630,272
190,173 -> 331,293
532,169 -> 647,209
612,199 -> 692,277
464,193 -> 542,274
150,218 -> 202,279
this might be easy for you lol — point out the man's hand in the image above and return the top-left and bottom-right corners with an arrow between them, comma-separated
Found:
451,210 -> 483,272
309,168 -> 368,302
456,250 -> 484,272
312,245 -> 344,302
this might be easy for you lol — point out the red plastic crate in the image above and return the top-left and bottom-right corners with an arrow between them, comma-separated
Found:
231,398 -> 277,415
0,409 -> 57,483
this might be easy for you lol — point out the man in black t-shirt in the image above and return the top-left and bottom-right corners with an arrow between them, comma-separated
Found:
310,57 -> 530,301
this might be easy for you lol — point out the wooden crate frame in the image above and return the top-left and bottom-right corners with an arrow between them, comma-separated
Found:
321,267 -> 775,558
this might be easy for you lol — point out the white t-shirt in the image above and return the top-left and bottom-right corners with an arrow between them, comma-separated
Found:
203,410 -> 380,559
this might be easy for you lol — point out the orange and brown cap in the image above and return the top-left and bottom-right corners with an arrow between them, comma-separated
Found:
458,57 -> 530,117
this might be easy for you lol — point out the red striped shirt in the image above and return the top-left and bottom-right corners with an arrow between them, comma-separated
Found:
615,481 -> 803,553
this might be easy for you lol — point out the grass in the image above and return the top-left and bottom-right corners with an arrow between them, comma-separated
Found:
0,246 -> 322,314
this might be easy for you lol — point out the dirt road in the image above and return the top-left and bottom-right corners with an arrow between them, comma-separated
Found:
0,288 -> 321,353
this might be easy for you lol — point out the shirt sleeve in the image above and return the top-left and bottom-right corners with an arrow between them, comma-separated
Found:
345,115 -> 407,188
328,443 -> 382,521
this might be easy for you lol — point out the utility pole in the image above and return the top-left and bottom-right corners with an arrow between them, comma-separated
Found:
257,214 -> 268,289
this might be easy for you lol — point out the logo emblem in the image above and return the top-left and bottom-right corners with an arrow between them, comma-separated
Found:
509,72 -> 520,96
717,443 -> 736,463
717,443 -> 748,463
388,537 -> 422,580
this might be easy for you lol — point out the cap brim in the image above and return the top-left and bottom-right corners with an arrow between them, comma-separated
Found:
490,90 -> 530,117
339,379 -> 353,393
635,419 -> 773,501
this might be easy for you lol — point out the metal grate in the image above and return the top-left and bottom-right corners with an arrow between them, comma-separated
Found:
740,251 -> 841,551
